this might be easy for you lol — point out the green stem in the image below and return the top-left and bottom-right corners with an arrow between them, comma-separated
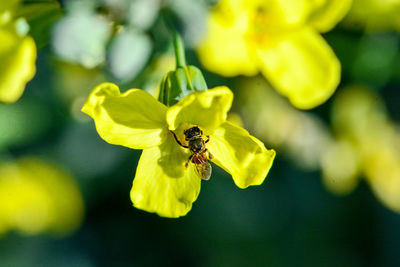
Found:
163,10 -> 187,68
172,29 -> 186,68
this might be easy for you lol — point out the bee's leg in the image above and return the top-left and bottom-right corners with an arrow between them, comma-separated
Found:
204,148 -> 214,160
185,154 -> 193,168
171,131 -> 188,148
204,135 -> 210,143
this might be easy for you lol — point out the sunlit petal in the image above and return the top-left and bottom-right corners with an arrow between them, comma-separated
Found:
197,5 -> 258,77
166,86 -> 233,135
308,0 -> 353,32
82,82 -> 168,149
208,121 -> 275,188
130,138 -> 200,218
247,0 -> 311,26
256,27 -> 340,109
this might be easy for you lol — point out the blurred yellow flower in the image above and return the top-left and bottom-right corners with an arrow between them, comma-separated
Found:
237,76 -> 331,170
321,138 -> 360,194
0,6 -> 37,103
237,77 -> 400,213
197,0 -> 352,109
343,0 -> 400,32
323,86 -> 400,212
0,157 -> 84,236
82,83 -> 275,218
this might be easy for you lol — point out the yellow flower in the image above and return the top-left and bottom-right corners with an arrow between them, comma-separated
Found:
0,157 -> 84,236
82,83 -> 275,218
323,86 -> 400,213
197,0 -> 352,109
0,8 -> 37,103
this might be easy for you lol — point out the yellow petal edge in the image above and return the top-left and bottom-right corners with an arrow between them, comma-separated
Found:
166,86 -> 233,135
257,28 -> 340,109
82,82 -> 168,149
208,121 -> 276,188
308,0 -> 353,33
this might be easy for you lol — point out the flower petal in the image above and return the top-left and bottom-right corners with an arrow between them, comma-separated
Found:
207,121 -> 275,188
130,138 -> 200,218
308,0 -> 352,33
196,4 -> 258,77
82,82 -> 167,149
166,87 -> 233,135
247,0 -> 312,26
256,27 -> 340,109
0,25 -> 36,103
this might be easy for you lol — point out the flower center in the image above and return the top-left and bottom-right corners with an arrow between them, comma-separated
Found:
245,5 -> 271,46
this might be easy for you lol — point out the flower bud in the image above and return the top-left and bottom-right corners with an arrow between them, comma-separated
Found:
158,65 -> 207,106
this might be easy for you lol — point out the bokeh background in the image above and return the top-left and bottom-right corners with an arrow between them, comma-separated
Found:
1,0 -> 400,266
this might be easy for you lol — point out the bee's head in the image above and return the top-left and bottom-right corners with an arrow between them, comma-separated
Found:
184,126 -> 202,140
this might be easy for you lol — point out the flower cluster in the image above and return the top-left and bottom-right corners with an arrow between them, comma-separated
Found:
197,0 -> 352,109
322,86 -> 400,212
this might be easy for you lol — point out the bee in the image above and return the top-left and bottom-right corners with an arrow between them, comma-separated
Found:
171,126 -> 213,180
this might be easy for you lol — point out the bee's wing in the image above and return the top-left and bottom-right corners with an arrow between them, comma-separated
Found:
195,162 -> 212,181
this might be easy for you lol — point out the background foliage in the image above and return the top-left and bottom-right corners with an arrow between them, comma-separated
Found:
1,0 -> 400,266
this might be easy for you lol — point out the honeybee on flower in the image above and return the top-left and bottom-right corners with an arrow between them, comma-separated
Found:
82,83 -> 275,217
